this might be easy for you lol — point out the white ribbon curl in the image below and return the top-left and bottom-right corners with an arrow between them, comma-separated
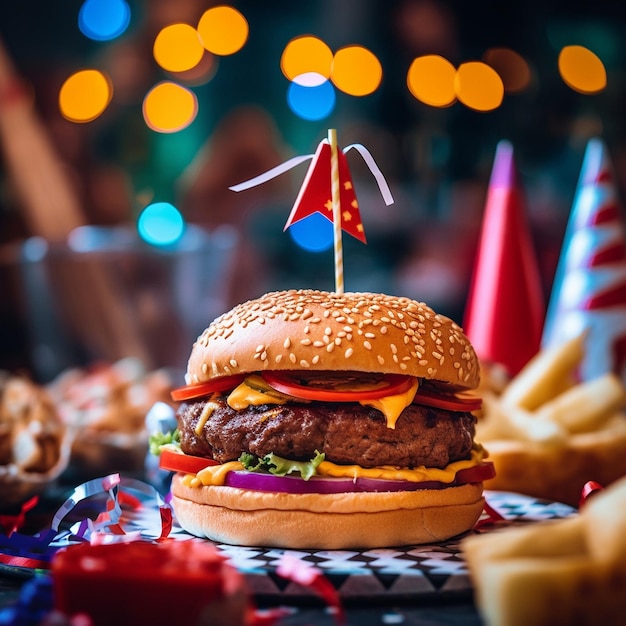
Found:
229,142 -> 394,206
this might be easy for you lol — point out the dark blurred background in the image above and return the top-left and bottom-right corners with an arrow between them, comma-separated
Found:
1,0 -> 626,379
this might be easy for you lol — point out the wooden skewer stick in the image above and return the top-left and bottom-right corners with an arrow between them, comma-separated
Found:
328,128 -> 344,295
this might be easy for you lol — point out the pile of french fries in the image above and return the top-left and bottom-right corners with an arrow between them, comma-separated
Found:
477,332 -> 626,445
476,332 -> 626,506
462,474 -> 626,626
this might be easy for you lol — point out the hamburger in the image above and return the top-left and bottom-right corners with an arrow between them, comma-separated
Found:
157,289 -> 494,549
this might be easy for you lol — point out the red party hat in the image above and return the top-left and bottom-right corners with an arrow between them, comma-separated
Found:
463,140 -> 545,376
542,138 -> 626,384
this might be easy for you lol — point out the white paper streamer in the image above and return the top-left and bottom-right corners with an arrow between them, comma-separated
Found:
344,143 -> 394,206
229,141 -> 395,207
50,474 -> 168,542
229,154 -> 314,192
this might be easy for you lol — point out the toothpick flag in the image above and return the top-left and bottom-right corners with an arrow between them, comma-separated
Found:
463,139 -> 545,376
285,132 -> 366,243
542,138 -> 626,385
230,130 -> 394,293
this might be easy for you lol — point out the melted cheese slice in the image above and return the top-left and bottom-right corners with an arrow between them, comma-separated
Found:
184,461 -> 244,488
317,447 -> 484,483
359,379 -> 419,428
185,448 -> 485,488
195,401 -> 220,435
227,375 -> 419,428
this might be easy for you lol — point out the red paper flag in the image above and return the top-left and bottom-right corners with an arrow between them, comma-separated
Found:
284,139 -> 366,243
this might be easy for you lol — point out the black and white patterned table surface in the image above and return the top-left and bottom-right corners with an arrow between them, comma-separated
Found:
170,491 -> 576,600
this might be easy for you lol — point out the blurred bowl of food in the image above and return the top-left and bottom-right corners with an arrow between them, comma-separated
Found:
0,372 -> 72,509
47,357 -> 176,480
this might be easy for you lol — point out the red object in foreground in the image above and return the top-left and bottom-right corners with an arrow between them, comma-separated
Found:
579,480 -> 604,508
52,540 -> 251,626
463,140 -> 545,376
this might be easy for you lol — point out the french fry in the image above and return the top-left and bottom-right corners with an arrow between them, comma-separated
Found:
535,373 -> 626,434
583,475 -> 626,566
463,476 -> 626,626
500,333 -> 586,410
464,518 -> 593,626
477,328 -> 626,507
464,515 -> 586,562
467,553 -> 618,626
477,398 -> 567,444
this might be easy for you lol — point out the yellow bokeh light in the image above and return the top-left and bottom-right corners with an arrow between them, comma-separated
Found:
407,55 -> 456,107
142,81 -> 198,133
331,45 -> 382,96
153,23 -> 205,73
558,45 -> 607,94
280,35 -> 333,83
197,5 -> 248,56
59,69 -> 112,123
455,62 -> 504,111
483,47 -> 531,94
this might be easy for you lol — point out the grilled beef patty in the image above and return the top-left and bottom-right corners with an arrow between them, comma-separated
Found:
176,397 -> 476,469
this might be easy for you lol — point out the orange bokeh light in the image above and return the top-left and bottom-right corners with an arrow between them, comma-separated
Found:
142,81 -> 198,133
558,45 -> 607,94
197,5 -> 249,56
153,23 -> 205,73
455,62 -> 504,111
407,55 -> 456,107
281,35 -> 333,83
59,69 -> 112,122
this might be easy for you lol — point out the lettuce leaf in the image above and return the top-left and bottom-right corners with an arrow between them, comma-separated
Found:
238,450 -> 325,480
149,429 -> 181,456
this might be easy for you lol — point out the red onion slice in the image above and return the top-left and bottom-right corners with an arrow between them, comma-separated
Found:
223,462 -> 495,494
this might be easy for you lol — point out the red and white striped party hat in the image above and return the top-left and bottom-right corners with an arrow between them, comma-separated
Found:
542,137 -> 626,384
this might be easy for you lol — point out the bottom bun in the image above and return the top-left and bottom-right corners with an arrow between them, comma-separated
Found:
171,474 -> 485,549
483,416 -> 626,507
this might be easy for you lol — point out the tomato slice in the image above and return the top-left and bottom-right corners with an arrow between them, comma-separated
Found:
159,448 -> 218,474
170,374 -> 246,402
454,461 -> 495,484
261,371 -> 414,402
413,388 -> 482,412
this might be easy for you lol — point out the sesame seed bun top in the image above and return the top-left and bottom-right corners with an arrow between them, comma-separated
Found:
186,289 -> 479,390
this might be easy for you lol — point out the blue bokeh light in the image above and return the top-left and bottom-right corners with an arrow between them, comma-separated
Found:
137,202 -> 185,246
287,78 -> 336,121
288,212 -> 333,252
78,0 -> 131,42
